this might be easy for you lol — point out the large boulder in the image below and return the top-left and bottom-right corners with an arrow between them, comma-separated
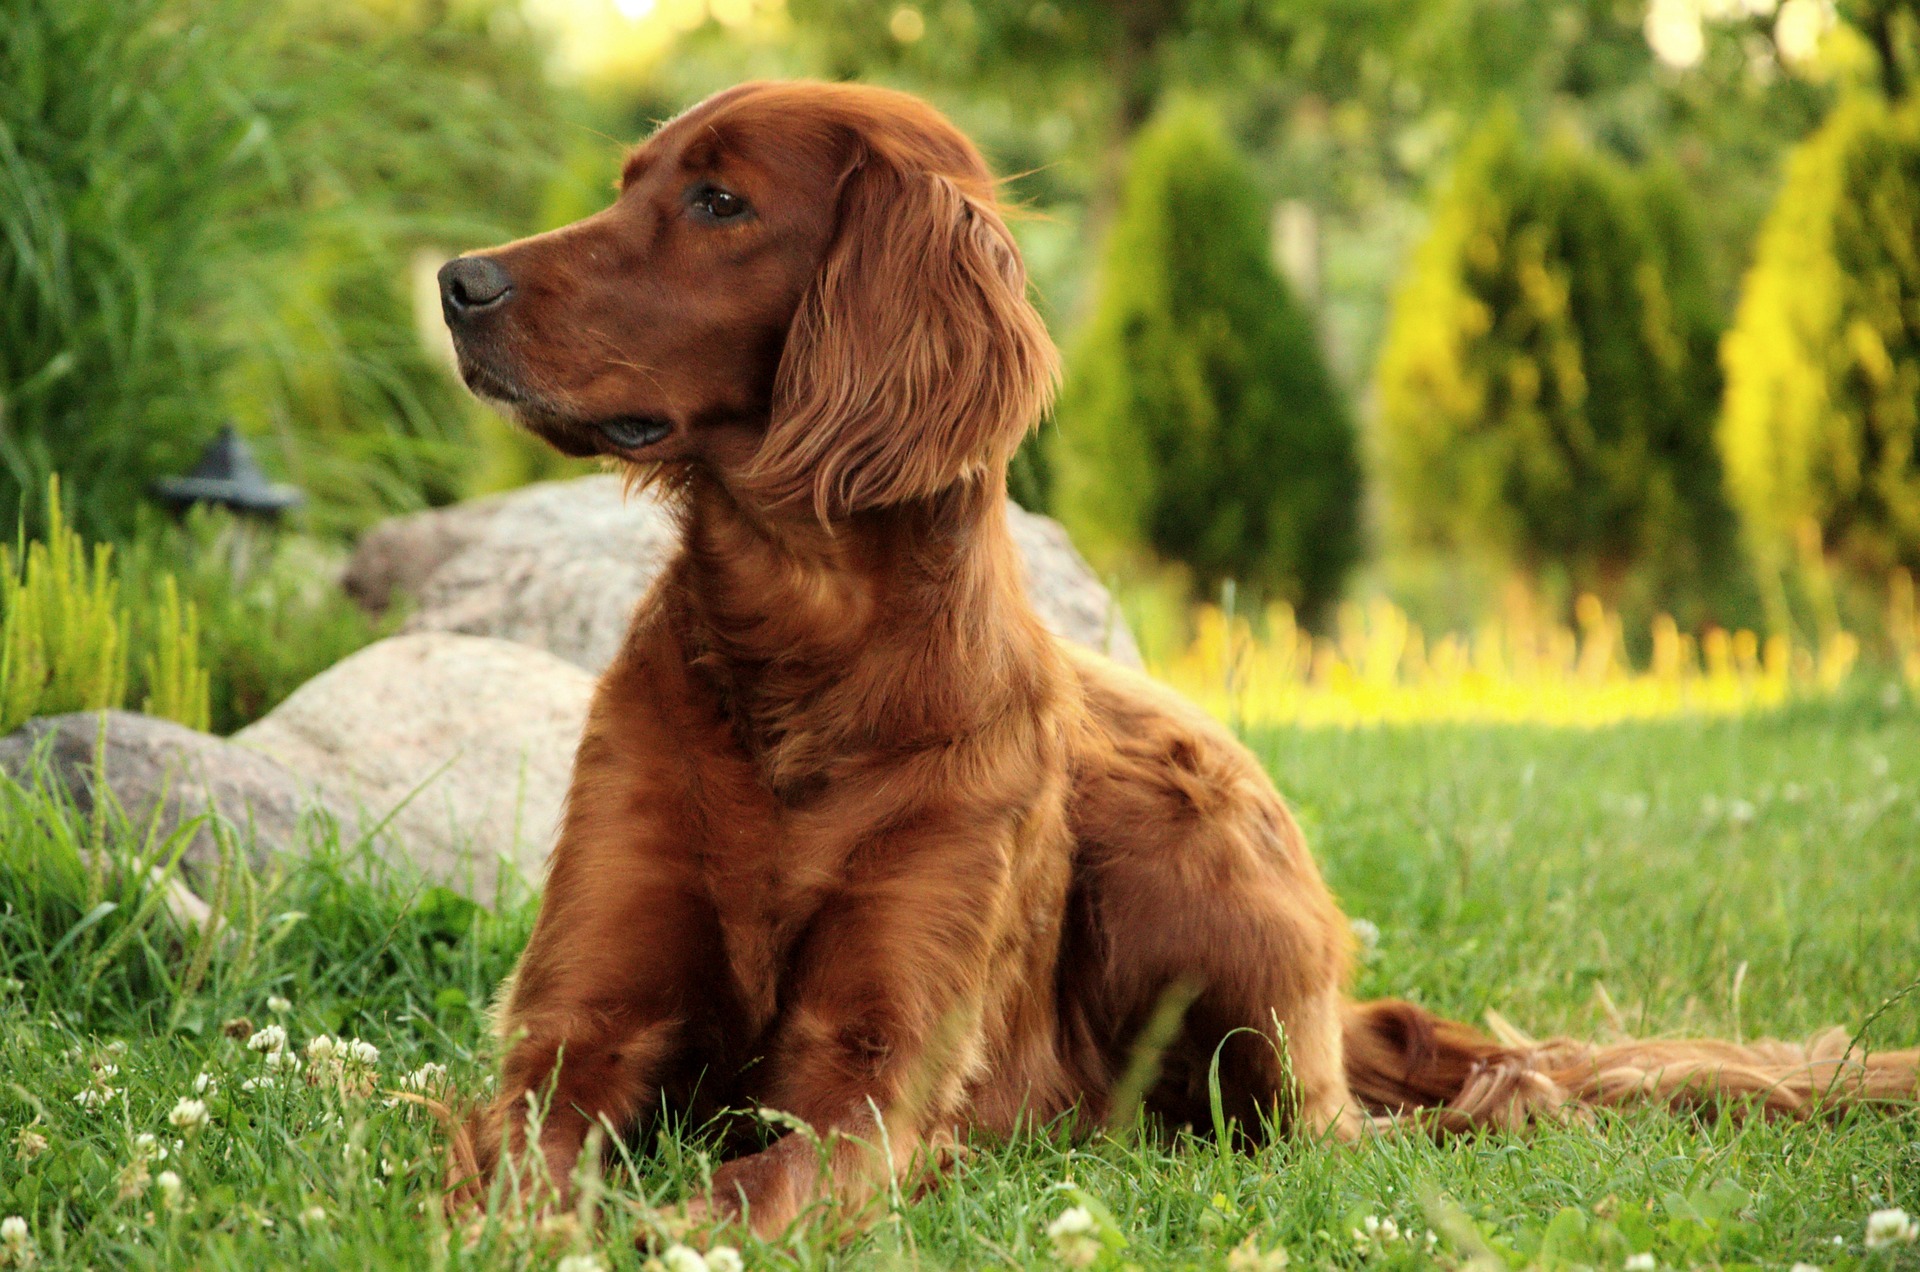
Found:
232,633 -> 593,901
0,710 -> 346,891
344,475 -> 1141,671
0,635 -> 595,908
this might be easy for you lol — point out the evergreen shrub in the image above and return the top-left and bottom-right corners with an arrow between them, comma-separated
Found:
1720,98 -> 1920,578
1375,115 -> 1732,604
1053,101 -> 1361,621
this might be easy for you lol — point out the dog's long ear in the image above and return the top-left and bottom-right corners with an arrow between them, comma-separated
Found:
747,147 -> 1058,519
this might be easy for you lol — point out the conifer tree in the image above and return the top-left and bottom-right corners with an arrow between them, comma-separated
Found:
1720,98 -> 1920,576
1053,102 -> 1361,621
1375,114 -> 1731,602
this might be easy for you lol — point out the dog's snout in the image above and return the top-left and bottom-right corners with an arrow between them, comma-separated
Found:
439,255 -> 514,320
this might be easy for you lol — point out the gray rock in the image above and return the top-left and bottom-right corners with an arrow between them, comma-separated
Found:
1005,503 -> 1140,667
0,710 -> 344,893
344,475 -> 1141,671
233,633 -> 594,901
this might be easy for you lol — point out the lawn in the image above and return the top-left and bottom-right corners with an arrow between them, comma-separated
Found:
1,692 -> 1916,1269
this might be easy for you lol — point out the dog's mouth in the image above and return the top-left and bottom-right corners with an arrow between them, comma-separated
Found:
453,348 -> 681,459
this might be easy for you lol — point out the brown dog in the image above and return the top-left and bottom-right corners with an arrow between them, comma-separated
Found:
439,81 -> 1916,1237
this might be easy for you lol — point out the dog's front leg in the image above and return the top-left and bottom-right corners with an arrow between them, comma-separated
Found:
465,670 -> 721,1207
471,848 -> 712,1206
697,828 -> 1012,1238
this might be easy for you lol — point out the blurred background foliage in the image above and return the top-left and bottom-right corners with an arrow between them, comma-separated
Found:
1,0 -> 568,542
1050,100 -> 1361,623
1720,94 -> 1920,588
1374,111 -> 1738,627
3,0 -> 1919,719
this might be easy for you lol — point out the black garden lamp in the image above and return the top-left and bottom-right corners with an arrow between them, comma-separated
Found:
153,424 -> 304,519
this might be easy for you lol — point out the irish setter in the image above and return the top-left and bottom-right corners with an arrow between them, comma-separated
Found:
438,81 -> 1916,1237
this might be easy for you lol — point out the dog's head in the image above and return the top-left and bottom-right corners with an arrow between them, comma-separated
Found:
441,81 -> 1057,519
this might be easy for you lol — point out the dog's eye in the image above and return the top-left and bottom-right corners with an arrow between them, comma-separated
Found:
689,185 -> 749,223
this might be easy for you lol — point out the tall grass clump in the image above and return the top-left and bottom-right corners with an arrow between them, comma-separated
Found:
1053,101 -> 1362,624
0,0 -> 569,542
0,0 -> 258,540
0,744 -> 532,1035
1720,96 -> 1920,583
0,479 -> 208,733
1376,113 -> 1736,618
126,508 -> 393,734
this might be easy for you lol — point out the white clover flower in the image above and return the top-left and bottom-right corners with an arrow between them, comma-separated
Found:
132,1132 -> 167,1162
661,1245 -> 709,1272
1353,1215 -> 1402,1246
73,1086 -> 119,1109
345,1039 -> 380,1067
403,1062 -> 448,1092
12,1130 -> 47,1162
103,1040 -> 127,1057
154,1170 -> 183,1207
1789,1263 -> 1821,1272
246,1025 -> 288,1054
1226,1235 -> 1289,1270
306,1034 -> 338,1063
240,1076 -> 276,1093
192,1072 -> 216,1096
300,1205 -> 327,1225
1866,1208 -> 1919,1249
1047,1206 -> 1102,1268
168,1097 -> 210,1133
1624,1255 -> 1656,1272
263,1049 -> 303,1075
1349,918 -> 1382,962
705,1247 -> 744,1272
0,1217 -> 29,1269
556,1256 -> 606,1272
267,995 -> 292,1015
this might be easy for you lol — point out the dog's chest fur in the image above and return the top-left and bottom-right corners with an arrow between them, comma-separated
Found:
641,478 -> 1078,1084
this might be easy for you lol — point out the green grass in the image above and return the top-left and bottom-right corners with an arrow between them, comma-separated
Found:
1,691 -> 1916,1269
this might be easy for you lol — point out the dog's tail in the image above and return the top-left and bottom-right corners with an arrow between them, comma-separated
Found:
1341,998 -> 1918,1131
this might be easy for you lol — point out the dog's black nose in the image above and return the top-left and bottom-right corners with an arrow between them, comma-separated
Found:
439,256 -> 514,319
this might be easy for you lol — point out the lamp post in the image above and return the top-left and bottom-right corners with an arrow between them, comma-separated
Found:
152,424 -> 304,583
152,424 -> 304,518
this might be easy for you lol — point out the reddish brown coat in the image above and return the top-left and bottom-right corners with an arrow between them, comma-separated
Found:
439,81 -> 1916,1238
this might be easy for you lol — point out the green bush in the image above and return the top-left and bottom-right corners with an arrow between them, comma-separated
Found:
0,480 -> 209,733
0,476 -> 383,738
126,509 -> 393,735
1375,114 -> 1733,606
1720,97 -> 1920,579
0,0 -> 566,542
1051,101 -> 1362,622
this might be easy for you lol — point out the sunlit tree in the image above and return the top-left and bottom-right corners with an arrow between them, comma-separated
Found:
1375,113 -> 1733,604
1720,97 -> 1920,577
